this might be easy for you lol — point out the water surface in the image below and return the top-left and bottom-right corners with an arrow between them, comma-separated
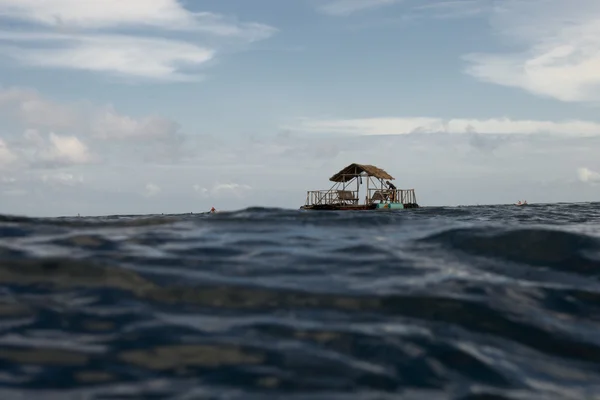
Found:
1,203 -> 600,399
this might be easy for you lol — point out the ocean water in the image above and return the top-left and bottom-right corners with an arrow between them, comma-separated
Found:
1,203 -> 600,399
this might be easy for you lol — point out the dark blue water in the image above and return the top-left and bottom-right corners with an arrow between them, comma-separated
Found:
1,203 -> 600,399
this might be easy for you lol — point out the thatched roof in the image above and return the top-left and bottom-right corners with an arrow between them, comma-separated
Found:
329,163 -> 394,182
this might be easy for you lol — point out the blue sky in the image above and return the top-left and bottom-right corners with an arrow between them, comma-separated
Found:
1,0 -> 600,216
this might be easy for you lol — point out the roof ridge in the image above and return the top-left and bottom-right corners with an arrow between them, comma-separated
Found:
329,163 -> 394,182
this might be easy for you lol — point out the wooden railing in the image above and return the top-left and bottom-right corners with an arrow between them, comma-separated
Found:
305,189 -> 359,206
367,188 -> 417,204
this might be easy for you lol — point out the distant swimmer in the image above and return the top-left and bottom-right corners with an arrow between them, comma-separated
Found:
210,207 -> 216,213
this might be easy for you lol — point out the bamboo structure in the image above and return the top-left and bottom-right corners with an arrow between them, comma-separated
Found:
301,163 -> 419,210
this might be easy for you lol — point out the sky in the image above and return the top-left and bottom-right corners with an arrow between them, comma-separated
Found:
1,0 -> 600,216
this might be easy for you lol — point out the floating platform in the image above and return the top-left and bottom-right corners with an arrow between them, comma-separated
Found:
300,163 -> 419,211
301,202 -> 419,211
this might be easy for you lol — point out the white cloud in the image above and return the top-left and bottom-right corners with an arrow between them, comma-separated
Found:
144,183 -> 161,197
0,1 -> 276,80
213,183 -> 252,196
0,86 -> 77,128
0,87 -> 189,171
317,0 -> 401,15
41,132 -> 92,165
0,0 -> 197,30
0,87 -> 179,141
0,0 -> 275,37
193,184 -> 209,197
413,0 -> 489,19
0,138 -> 17,167
463,0 -> 600,102
577,167 -> 600,184
41,172 -> 84,186
194,182 -> 252,198
91,105 -> 180,140
293,116 -> 600,137
11,129 -> 94,167
0,33 -> 215,81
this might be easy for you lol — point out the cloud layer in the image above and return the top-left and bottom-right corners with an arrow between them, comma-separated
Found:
293,116 -> 600,137
0,87 -> 182,170
578,167 -> 600,184
0,0 -> 276,80
317,0 -> 401,16
0,32 -> 215,81
464,0 -> 600,102
412,0 -> 489,19
316,0 -> 600,103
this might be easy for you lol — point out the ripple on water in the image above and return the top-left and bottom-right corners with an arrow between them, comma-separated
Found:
1,204 -> 600,399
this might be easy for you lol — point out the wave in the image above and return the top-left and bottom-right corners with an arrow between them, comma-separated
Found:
2,203 -> 600,398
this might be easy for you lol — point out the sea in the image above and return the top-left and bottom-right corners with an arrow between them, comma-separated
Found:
1,203 -> 600,400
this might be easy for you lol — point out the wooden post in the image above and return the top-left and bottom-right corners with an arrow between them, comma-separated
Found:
356,173 -> 359,205
366,174 -> 369,205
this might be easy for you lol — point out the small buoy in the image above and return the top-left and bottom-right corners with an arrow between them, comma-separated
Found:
210,207 -> 216,213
